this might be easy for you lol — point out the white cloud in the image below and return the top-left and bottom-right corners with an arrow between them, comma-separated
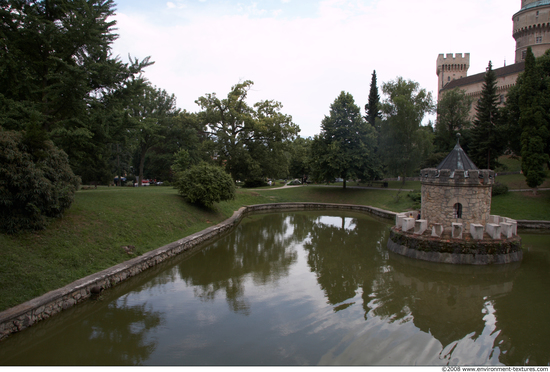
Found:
111,0 -> 518,137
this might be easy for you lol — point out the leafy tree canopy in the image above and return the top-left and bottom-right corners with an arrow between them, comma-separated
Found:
310,91 -> 380,188
379,77 -> 434,181
195,80 -> 299,182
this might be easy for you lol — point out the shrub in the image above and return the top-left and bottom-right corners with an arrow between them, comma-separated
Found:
288,179 -> 302,185
0,130 -> 80,233
407,191 -> 422,202
175,163 -> 235,207
492,182 -> 509,196
243,178 -> 267,188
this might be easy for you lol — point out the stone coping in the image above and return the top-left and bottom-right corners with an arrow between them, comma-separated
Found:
0,202 -> 396,341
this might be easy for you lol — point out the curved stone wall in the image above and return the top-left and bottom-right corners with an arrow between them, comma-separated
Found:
387,228 -> 523,265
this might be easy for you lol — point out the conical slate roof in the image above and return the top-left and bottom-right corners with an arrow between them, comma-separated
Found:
437,138 -> 478,171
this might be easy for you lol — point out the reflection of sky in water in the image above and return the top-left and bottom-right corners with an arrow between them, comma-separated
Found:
315,216 -> 356,231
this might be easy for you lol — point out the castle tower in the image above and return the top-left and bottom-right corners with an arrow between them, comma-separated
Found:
513,0 -> 550,62
436,53 -> 470,98
420,139 -> 494,228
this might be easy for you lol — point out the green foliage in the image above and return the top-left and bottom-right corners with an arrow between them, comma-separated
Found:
470,61 -> 506,169
288,136 -> 312,179
0,130 -> 80,233
0,0 -> 153,180
309,91 -> 381,188
365,70 -> 381,129
243,178 -> 268,188
435,88 -> 473,153
379,77 -> 434,180
196,80 -> 299,182
517,48 -> 550,191
175,163 -> 235,207
491,182 -> 509,196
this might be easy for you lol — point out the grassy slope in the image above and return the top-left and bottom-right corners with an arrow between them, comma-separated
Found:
0,181 -> 549,312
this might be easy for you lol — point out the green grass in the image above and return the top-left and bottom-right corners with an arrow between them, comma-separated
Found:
1,182 -> 549,312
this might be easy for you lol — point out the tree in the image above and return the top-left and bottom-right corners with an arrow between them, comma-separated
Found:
0,0 -> 152,180
288,137 -> 312,179
309,91 -> 380,188
434,88 -> 473,153
379,77 -> 434,182
195,80 -> 299,182
127,82 -> 178,186
365,70 -> 381,130
143,111 -> 206,182
175,163 -> 235,208
517,48 -> 549,194
469,61 -> 505,169
0,129 -> 80,233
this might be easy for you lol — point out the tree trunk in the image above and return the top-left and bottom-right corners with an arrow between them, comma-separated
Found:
343,178 -> 347,189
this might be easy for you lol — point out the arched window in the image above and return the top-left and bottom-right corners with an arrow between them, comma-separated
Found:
453,203 -> 463,219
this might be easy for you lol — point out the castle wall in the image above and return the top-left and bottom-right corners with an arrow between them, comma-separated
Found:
513,1 -> 550,63
421,169 -> 494,228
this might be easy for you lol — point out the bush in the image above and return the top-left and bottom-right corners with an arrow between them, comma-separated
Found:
0,130 -> 80,233
492,182 -> 509,196
175,163 -> 235,207
288,179 -> 302,185
243,178 -> 267,188
407,191 -> 422,202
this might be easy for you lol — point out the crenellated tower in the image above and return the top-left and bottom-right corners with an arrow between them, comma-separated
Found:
436,53 -> 470,97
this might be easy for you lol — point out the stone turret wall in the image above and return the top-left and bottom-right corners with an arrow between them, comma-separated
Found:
421,168 -> 494,227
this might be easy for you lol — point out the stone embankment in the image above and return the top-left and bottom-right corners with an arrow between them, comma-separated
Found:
0,203 -> 395,341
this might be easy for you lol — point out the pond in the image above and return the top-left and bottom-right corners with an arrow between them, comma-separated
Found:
0,210 -> 549,366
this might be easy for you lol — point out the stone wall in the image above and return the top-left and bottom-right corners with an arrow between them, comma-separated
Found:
0,202 -> 396,341
387,228 -> 523,265
421,169 -> 494,228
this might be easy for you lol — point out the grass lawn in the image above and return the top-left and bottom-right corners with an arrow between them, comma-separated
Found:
1,183 -> 549,312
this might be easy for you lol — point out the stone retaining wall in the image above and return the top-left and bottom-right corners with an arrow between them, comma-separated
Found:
0,203 -> 396,341
387,228 -> 523,265
517,220 -> 550,229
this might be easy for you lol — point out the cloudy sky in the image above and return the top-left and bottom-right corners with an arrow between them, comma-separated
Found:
110,0 -> 519,137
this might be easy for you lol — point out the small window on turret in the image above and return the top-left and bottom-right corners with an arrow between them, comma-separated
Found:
453,203 -> 463,219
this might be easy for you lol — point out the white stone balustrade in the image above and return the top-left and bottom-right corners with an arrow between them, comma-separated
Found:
489,215 -> 501,224
486,223 -> 502,239
402,218 -> 415,232
500,222 -> 513,238
414,220 -> 428,235
396,213 -> 407,228
452,223 -> 463,239
470,223 -> 484,240
432,223 -> 443,237
504,218 -> 517,236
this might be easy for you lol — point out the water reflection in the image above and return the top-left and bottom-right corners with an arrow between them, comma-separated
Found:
177,213 -> 299,315
1,212 -> 549,366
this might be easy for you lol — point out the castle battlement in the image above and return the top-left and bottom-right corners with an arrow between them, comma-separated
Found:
420,168 -> 495,186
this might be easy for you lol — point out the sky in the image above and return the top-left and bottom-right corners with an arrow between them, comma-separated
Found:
110,0 -> 520,138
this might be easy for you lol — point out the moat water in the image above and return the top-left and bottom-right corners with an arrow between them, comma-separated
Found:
1,211 -> 549,366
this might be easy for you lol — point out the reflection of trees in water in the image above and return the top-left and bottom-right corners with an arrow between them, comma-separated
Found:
377,253 -> 523,364
80,296 -> 162,365
302,214 -> 388,311
177,213 -> 299,315
0,295 -> 163,365
490,248 -> 550,366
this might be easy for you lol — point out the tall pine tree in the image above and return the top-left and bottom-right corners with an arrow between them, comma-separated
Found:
519,47 -> 549,194
470,61 -> 504,169
365,70 -> 381,130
